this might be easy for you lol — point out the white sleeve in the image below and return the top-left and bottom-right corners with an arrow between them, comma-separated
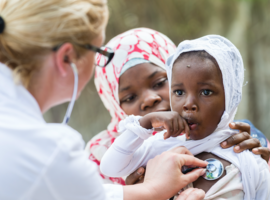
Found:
104,184 -> 123,200
29,127 -> 124,200
100,115 -> 181,177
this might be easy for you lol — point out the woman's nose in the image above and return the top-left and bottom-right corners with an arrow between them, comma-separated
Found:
141,91 -> 162,111
183,97 -> 198,112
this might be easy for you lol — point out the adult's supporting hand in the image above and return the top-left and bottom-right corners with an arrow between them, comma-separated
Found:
220,122 -> 270,162
123,147 -> 207,200
125,167 -> 145,185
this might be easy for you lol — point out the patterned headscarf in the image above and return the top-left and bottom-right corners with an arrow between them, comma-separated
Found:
85,28 -> 176,184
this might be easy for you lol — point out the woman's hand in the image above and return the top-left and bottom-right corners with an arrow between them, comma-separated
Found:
123,148 -> 207,200
125,147 -> 195,185
139,111 -> 190,139
125,167 -> 145,185
220,122 -> 270,162
143,147 -> 206,200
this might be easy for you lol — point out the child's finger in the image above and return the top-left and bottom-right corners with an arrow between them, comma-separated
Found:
171,117 -> 182,137
183,119 -> 190,139
171,117 -> 185,138
177,117 -> 185,134
172,116 -> 179,136
164,120 -> 173,139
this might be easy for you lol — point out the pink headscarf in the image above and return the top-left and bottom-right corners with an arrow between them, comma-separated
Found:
85,28 -> 176,184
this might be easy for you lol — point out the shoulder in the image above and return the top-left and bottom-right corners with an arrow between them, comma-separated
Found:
35,123 -> 85,151
33,125 -> 107,198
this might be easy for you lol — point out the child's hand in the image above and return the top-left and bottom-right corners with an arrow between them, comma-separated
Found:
139,111 -> 190,139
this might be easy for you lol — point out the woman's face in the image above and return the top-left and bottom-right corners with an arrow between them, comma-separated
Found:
118,63 -> 171,116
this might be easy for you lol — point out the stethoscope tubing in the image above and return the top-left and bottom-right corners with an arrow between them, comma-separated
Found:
62,63 -> 78,124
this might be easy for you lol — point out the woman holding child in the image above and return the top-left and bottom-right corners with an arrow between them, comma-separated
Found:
86,28 -> 270,186
99,34 -> 270,199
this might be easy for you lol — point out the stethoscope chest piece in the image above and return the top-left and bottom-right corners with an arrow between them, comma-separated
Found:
203,158 -> 224,180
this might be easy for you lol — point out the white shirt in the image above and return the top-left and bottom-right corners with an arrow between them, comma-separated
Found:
0,63 -> 123,200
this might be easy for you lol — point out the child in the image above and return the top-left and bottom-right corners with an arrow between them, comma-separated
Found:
86,28 -> 267,185
100,35 -> 270,199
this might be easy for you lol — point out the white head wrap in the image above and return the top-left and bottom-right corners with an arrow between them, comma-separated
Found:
165,35 -> 269,199
166,35 -> 244,131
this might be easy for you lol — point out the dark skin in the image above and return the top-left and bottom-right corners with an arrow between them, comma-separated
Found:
119,63 -> 170,115
118,62 -> 269,185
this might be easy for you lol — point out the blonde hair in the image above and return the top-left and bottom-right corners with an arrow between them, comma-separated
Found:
0,0 -> 108,87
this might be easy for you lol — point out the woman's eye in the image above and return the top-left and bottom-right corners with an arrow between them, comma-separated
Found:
174,90 -> 184,96
153,78 -> 167,89
122,95 -> 135,103
201,89 -> 213,96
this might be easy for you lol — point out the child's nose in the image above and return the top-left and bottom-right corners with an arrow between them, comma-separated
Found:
183,98 -> 198,112
141,91 -> 162,111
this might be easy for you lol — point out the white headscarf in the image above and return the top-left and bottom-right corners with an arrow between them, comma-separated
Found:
166,35 -> 269,200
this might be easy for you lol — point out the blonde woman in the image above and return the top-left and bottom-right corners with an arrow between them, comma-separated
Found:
0,0 -> 208,200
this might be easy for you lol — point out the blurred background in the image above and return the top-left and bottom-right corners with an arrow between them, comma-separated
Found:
44,0 -> 270,142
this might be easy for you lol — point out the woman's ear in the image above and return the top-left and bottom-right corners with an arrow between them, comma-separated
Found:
54,43 -> 76,77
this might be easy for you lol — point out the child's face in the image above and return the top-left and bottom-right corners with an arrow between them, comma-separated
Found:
118,63 -> 170,116
171,56 -> 225,140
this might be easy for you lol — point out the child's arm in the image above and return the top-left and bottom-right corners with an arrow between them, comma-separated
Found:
100,112 -> 189,177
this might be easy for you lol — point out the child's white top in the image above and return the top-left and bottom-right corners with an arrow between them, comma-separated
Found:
0,63 -> 123,200
101,35 -> 270,200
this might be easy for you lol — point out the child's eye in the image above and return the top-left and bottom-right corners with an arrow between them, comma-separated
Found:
153,78 -> 167,89
201,89 -> 213,96
174,90 -> 185,96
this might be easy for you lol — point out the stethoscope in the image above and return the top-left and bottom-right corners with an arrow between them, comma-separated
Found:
169,158 -> 224,200
62,62 -> 78,124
